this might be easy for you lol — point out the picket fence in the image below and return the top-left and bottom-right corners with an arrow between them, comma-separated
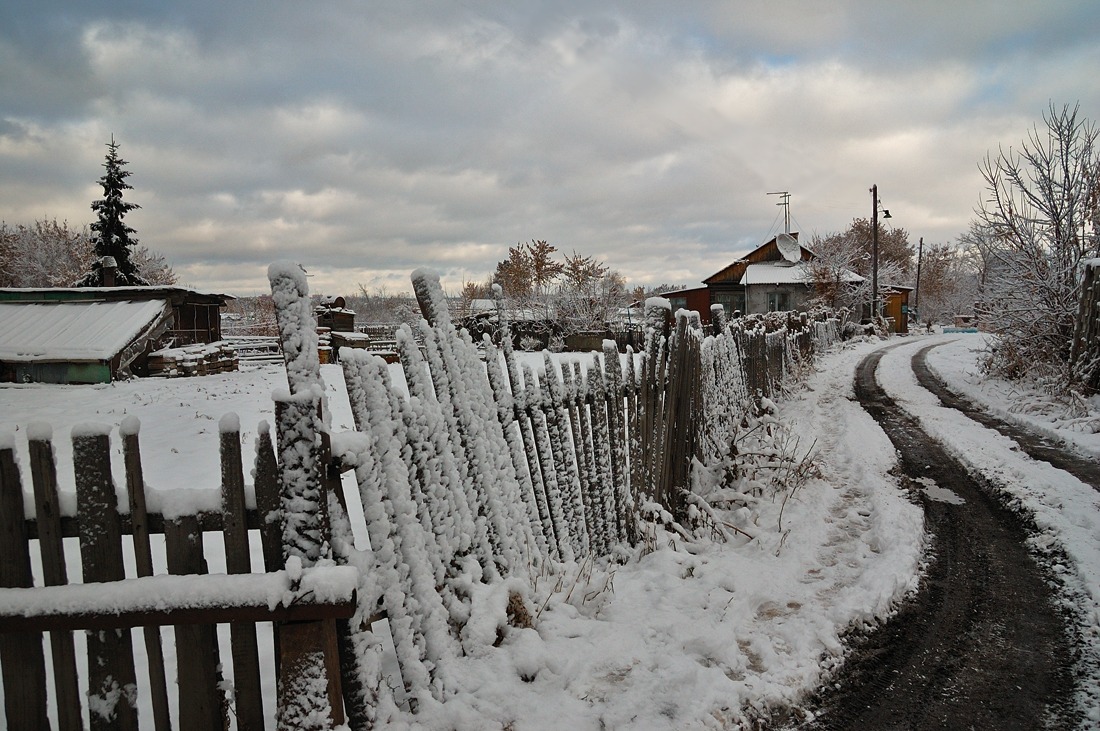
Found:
0,262 -> 841,730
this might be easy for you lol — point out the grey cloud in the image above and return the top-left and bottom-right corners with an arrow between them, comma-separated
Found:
3,2 -> 1100,296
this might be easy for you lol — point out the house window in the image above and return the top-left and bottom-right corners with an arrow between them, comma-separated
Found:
668,296 -> 688,312
713,292 -> 745,317
767,292 -> 790,312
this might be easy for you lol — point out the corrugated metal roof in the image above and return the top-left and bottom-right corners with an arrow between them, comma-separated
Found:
743,262 -> 864,285
0,299 -> 169,362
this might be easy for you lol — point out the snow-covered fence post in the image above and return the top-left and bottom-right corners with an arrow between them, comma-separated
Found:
571,361 -> 609,555
561,364 -> 599,554
602,340 -> 634,545
710,303 -> 727,337
0,437 -> 50,731
411,269 -> 536,576
587,356 -> 619,548
497,302 -> 560,560
485,338 -> 551,558
542,354 -> 587,554
397,327 -> 486,567
639,297 -> 671,503
72,425 -> 142,731
341,350 -> 456,703
624,346 -> 642,505
268,261 -> 347,730
525,366 -> 573,561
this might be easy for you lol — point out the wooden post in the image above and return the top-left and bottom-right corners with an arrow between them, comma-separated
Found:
120,419 -> 172,731
220,415 -> 265,731
164,515 -> 227,730
28,428 -> 84,731
0,440 -> 50,731
73,426 -> 139,731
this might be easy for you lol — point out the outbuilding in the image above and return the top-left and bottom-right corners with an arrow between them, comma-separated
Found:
0,286 -> 233,384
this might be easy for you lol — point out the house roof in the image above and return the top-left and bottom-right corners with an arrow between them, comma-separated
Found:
0,286 -> 233,306
705,233 -> 810,285
742,262 -> 866,286
0,299 -> 170,362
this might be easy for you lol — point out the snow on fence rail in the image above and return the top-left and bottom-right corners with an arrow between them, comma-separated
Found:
0,412 -> 354,730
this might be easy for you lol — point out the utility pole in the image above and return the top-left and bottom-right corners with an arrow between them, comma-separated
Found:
871,184 -> 879,321
914,236 -> 924,323
768,191 -> 791,234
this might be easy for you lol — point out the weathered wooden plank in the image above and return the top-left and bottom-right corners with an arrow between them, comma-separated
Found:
73,426 -> 139,731
0,442 -> 50,731
165,515 -> 227,731
121,421 -> 172,731
28,431 -> 83,731
220,417 -> 265,731
252,422 -> 285,574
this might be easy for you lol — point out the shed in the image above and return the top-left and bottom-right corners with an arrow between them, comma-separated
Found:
0,287 -> 233,384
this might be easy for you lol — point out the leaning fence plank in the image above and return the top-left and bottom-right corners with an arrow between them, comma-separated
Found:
120,418 -> 172,731
28,427 -> 83,731
252,421 -> 284,574
73,425 -> 139,731
603,341 -> 633,545
220,414 -> 265,731
165,514 -> 227,731
0,439 -> 50,731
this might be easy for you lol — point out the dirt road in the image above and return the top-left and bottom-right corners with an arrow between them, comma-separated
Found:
795,343 -> 1079,730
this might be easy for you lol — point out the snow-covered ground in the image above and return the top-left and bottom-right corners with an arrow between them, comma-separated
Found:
1,333 -> 1097,728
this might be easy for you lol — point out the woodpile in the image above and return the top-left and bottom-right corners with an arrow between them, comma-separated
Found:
147,341 -> 239,377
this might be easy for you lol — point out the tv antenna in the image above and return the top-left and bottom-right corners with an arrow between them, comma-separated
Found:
768,191 -> 791,233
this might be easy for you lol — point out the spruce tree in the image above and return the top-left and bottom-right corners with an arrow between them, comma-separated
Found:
76,136 -> 148,286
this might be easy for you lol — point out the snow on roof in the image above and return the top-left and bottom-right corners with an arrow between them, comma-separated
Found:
0,299 -> 169,362
742,262 -> 864,285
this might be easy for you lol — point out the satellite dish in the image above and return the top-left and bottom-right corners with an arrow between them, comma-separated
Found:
776,232 -> 800,263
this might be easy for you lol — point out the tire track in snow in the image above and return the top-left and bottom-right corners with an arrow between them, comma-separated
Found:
797,343 -> 1078,730
913,341 -> 1100,492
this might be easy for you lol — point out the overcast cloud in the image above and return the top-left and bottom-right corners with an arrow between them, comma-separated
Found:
2,1 -> 1098,295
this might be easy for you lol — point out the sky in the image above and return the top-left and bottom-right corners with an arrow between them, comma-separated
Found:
2,1 -> 1099,297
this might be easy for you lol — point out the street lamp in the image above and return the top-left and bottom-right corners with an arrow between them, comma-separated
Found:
870,184 -> 892,321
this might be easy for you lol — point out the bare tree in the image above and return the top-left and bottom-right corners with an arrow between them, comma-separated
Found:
1,219 -> 176,288
804,230 -> 869,311
973,102 -> 1100,381
557,251 -> 628,332
915,243 -> 979,326
0,219 -> 96,287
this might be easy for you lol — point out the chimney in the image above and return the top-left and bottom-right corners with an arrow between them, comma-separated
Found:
100,256 -> 118,287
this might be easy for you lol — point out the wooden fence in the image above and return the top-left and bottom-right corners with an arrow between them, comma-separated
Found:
0,262 -> 841,730
0,412 -> 356,729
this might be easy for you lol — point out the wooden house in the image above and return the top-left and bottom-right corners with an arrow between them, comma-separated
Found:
0,286 -> 233,384
701,232 -> 866,321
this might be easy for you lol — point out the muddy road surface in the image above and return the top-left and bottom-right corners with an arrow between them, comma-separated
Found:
795,343 -> 1079,730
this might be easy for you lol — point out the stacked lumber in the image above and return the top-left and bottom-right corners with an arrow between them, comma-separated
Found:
147,341 -> 239,378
